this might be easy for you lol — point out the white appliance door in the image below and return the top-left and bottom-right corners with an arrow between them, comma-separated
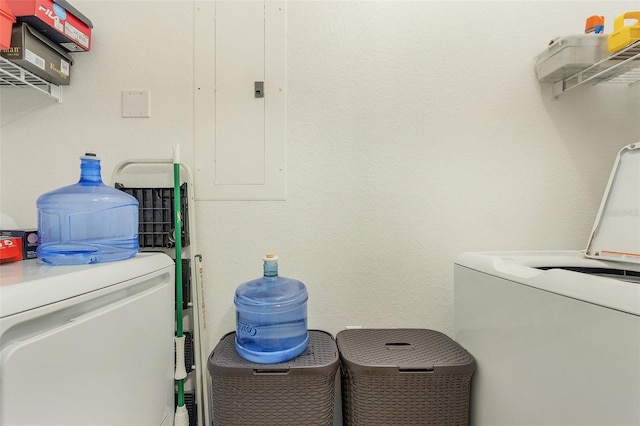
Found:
0,263 -> 174,426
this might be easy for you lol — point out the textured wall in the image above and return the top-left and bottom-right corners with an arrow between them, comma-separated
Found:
1,1 -> 639,354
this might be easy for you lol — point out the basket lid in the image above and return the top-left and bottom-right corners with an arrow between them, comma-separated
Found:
585,143 -> 640,264
208,330 -> 339,376
336,328 -> 475,374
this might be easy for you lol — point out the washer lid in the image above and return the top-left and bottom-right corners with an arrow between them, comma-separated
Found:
585,143 -> 640,265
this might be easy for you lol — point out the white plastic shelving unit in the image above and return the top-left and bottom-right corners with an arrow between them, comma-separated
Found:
551,39 -> 640,98
111,159 -> 210,426
0,56 -> 62,102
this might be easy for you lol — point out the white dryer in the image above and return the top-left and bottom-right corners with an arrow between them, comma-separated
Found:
454,144 -> 640,426
0,252 -> 175,426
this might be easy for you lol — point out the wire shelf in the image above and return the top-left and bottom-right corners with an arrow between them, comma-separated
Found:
553,39 -> 640,97
0,56 -> 61,101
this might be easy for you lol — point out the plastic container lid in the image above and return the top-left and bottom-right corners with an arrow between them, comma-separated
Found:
50,0 -> 93,28
336,328 -> 476,375
585,143 -> 640,264
209,330 -> 338,375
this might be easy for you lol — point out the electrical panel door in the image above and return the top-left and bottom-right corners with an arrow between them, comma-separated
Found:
194,1 -> 286,200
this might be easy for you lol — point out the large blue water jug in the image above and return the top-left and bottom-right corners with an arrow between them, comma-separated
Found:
234,254 -> 309,363
36,153 -> 139,265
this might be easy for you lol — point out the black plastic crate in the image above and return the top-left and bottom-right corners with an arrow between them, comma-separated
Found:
115,183 -> 189,248
177,258 -> 191,310
174,390 -> 197,426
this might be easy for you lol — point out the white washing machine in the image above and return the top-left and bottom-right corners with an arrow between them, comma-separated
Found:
0,252 -> 175,426
454,144 -> 640,426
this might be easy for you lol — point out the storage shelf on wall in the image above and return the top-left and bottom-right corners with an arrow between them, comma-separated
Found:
551,39 -> 640,98
0,56 -> 61,102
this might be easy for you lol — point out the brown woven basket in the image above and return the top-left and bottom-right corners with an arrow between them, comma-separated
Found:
208,330 -> 339,426
337,328 -> 476,426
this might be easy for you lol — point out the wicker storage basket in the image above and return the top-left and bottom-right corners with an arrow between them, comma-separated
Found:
208,330 -> 339,426
336,328 -> 476,426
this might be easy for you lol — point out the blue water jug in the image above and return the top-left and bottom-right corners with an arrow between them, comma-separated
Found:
234,254 -> 309,363
36,153 -> 139,265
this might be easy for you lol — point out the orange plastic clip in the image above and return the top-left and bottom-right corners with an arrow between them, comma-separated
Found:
585,15 -> 605,34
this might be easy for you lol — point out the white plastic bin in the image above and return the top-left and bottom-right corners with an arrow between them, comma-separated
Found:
534,34 -> 609,82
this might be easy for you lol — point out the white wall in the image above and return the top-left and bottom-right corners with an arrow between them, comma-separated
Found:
2,1 -> 639,352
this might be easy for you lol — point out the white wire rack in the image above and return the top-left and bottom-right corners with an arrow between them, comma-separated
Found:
111,159 -> 210,426
553,39 -> 640,98
0,56 -> 61,101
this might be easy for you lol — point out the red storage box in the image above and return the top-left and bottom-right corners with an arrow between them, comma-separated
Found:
0,229 -> 38,263
0,0 -> 16,50
0,238 -> 23,263
6,0 -> 92,52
